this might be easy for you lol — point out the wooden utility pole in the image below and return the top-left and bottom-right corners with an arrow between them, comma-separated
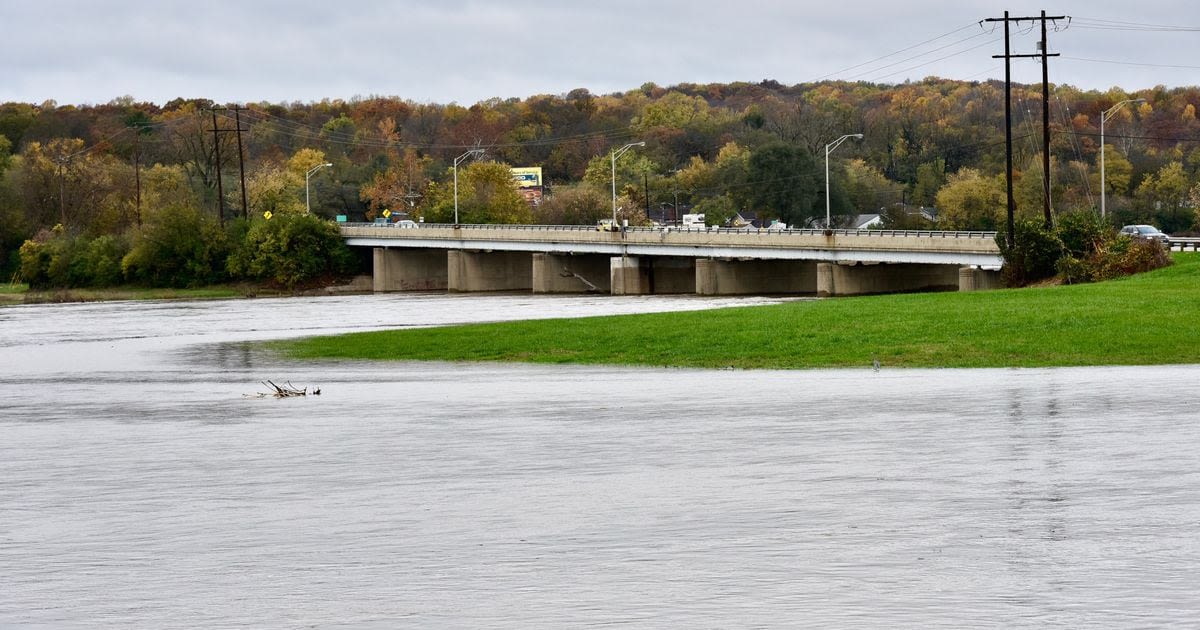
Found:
233,107 -> 248,219
133,125 -> 142,227
986,10 -> 1065,234
210,106 -> 251,222
210,109 -> 225,225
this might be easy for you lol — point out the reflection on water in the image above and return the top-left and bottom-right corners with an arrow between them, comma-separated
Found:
2,294 -> 1200,628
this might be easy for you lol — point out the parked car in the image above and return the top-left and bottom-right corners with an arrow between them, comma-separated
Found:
395,219 -> 418,228
1119,224 -> 1171,246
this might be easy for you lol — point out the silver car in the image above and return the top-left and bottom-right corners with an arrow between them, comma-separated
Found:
1120,224 -> 1170,246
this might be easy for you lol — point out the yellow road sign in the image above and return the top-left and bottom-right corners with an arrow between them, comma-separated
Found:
263,211 -> 273,220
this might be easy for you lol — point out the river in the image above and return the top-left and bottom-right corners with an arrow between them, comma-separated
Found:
2,293 -> 1198,628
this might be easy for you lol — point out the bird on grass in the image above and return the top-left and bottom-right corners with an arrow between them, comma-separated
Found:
871,354 -> 881,371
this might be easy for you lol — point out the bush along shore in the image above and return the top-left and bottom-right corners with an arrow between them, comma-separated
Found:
274,252 -> 1200,370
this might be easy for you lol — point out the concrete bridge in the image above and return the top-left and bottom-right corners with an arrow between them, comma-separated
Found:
341,223 -> 1004,296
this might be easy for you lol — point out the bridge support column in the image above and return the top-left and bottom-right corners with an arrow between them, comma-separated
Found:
818,262 -> 961,297
373,248 -> 448,292
610,256 -> 695,295
958,266 -> 1003,291
532,253 -> 611,293
610,256 -> 647,295
696,258 -> 817,295
447,250 -> 533,292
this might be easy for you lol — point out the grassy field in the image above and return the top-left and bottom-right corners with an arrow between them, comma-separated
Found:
0,282 -> 29,306
276,253 -> 1200,370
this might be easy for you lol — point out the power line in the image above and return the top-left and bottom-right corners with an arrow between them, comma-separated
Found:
844,30 -> 994,81
1068,17 -> 1200,32
1060,56 -> 1200,70
809,21 -> 984,82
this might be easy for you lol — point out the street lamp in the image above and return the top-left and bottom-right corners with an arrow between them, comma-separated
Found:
453,148 -> 486,224
1100,98 -> 1145,219
825,134 -> 863,228
305,162 -> 332,214
611,142 -> 645,226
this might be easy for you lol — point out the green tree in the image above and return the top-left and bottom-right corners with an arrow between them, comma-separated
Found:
243,162 -> 305,217
424,161 -> 531,224
911,159 -> 946,207
843,159 -> 903,214
1135,161 -> 1191,230
1097,144 -> 1133,199
935,168 -> 1004,230
746,143 -> 824,227
121,206 -> 230,287
227,214 -> 354,288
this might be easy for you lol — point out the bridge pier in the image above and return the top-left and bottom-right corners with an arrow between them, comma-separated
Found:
817,262 -> 961,297
958,266 -> 1002,291
373,248 -> 448,292
447,250 -> 533,292
610,256 -> 696,295
696,258 -> 817,295
532,253 -> 611,293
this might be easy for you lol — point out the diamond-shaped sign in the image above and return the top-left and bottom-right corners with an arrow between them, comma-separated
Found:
382,209 -> 392,218
263,211 -> 273,220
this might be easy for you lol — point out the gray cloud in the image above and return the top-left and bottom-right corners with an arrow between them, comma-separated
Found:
3,0 -> 1198,106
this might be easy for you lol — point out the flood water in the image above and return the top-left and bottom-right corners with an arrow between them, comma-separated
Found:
2,293 -> 1199,628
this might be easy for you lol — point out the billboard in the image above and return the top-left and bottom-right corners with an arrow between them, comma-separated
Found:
511,167 -> 542,189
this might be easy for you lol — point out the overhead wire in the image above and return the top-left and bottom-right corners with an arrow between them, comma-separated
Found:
808,21 -> 983,82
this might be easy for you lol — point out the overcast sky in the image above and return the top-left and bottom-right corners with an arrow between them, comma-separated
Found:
3,0 -> 1198,107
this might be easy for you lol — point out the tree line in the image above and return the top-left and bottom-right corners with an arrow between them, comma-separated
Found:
3,78 -> 1200,285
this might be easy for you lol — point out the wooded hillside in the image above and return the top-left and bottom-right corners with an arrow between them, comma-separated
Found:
4,77 -> 1200,277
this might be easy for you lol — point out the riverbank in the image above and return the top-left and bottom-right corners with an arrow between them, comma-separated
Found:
275,253 -> 1200,370
0,275 -> 373,306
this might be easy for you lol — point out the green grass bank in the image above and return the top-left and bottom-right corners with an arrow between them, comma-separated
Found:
276,253 -> 1200,370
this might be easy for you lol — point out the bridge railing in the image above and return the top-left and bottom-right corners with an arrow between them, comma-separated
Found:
342,222 -> 998,240
1169,237 -> 1200,251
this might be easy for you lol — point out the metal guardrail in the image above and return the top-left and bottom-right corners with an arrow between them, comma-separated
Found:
1169,237 -> 1200,251
342,222 -> 998,240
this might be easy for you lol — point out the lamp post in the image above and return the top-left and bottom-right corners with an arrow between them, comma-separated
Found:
453,148 -> 486,224
825,134 -> 863,228
1100,98 -> 1145,220
611,142 -> 645,226
305,162 -> 332,214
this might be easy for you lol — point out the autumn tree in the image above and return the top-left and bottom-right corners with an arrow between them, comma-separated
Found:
359,148 -> 431,220
843,159 -> 903,215
533,184 -> 608,225
424,161 -> 531,224
935,168 -> 1005,230
1134,161 -> 1192,231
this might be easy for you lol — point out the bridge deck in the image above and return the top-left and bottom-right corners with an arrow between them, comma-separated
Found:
342,224 -> 1003,267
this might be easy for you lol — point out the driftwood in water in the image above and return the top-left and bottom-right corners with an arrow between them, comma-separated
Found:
245,380 -> 322,398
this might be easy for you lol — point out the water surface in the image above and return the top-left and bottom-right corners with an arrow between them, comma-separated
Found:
2,294 -> 1198,628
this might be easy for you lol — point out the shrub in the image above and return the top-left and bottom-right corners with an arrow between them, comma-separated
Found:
996,219 -> 1062,286
75,235 -> 129,287
227,214 -> 354,289
122,207 -> 230,288
1056,210 -> 1111,258
17,237 -> 53,289
1091,236 -> 1172,280
15,228 -> 116,289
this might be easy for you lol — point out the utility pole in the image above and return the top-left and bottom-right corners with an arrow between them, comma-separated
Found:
986,10 -> 1065,234
644,171 -> 650,221
210,109 -> 225,225
233,107 -> 248,219
56,156 -> 67,226
133,125 -> 142,227
403,190 -> 422,219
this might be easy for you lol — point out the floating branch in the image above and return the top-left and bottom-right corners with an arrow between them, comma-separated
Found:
244,380 -> 321,398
